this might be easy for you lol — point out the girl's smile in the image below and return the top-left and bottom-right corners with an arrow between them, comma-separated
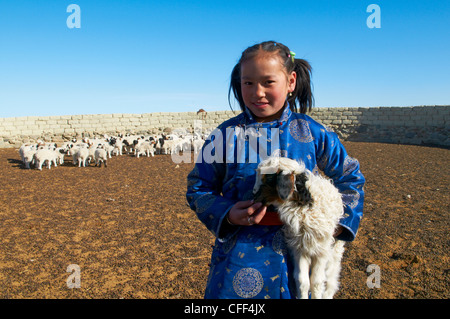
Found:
240,53 -> 296,122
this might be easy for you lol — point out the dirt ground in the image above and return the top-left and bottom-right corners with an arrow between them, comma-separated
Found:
0,141 -> 448,299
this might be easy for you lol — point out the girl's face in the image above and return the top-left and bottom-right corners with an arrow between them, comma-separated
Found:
240,53 -> 296,122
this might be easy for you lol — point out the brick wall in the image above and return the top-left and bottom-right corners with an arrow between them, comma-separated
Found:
0,106 -> 448,148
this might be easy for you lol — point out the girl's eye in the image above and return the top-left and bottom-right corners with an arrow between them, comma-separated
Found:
243,81 -> 253,86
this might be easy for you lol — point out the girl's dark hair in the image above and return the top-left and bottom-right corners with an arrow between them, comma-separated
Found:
228,41 -> 314,114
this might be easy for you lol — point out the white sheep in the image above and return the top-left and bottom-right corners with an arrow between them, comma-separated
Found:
134,140 -> 155,158
111,137 -> 124,156
103,143 -> 114,158
253,156 -> 345,299
94,146 -> 108,167
33,148 -> 58,170
86,143 -> 97,164
19,143 -> 37,169
69,144 -> 89,167
159,138 -> 180,154
55,147 -> 66,165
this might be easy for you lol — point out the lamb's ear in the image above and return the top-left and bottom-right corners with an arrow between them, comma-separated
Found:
253,168 -> 262,194
294,173 -> 313,205
276,172 -> 295,200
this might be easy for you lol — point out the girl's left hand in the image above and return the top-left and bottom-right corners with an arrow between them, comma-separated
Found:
227,200 -> 267,226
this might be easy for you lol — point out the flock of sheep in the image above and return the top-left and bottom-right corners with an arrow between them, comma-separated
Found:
18,132 -> 206,170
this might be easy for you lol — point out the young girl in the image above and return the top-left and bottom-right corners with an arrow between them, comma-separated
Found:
186,41 -> 365,299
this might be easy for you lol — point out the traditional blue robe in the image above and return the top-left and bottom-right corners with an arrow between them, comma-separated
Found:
186,106 -> 365,299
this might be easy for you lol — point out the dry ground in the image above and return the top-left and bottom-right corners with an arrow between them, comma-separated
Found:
0,142 -> 448,299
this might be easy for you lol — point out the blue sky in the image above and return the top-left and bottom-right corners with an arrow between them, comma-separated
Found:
0,0 -> 449,118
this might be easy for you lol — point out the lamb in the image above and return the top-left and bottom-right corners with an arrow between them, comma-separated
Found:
154,136 -> 165,154
159,138 -> 180,154
94,145 -> 108,167
134,140 -> 155,158
86,143 -> 97,164
69,144 -> 89,167
19,143 -> 37,169
55,147 -> 67,165
253,156 -> 345,299
103,142 -> 115,158
33,148 -> 58,170
107,136 -> 124,156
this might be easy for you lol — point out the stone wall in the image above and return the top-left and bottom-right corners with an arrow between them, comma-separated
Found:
0,106 -> 448,148
308,106 -> 449,147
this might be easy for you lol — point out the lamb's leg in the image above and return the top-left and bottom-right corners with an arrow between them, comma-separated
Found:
293,253 -> 301,298
323,241 -> 345,299
310,255 -> 327,299
323,260 -> 340,299
297,253 -> 311,299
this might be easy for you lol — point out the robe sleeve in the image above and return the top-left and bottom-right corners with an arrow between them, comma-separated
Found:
315,128 -> 366,241
186,130 -> 240,241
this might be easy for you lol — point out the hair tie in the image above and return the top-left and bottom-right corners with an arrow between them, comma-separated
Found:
289,51 -> 296,63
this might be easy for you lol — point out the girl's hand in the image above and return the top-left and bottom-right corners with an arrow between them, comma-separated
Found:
227,200 -> 267,226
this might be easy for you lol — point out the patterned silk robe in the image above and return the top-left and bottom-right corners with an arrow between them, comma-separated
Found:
186,106 -> 365,299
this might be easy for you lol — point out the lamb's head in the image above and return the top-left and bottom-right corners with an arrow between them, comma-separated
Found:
253,157 -> 313,207
109,137 -> 117,146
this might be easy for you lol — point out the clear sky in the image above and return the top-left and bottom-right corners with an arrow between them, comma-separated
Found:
0,0 -> 449,118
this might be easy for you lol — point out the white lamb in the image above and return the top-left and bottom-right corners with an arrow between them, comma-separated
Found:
134,140 -> 155,158
111,137 -> 124,156
94,146 -> 108,167
160,139 -> 179,154
55,147 -> 66,165
19,143 -> 37,169
33,148 -> 58,170
69,144 -> 89,167
253,156 -> 345,299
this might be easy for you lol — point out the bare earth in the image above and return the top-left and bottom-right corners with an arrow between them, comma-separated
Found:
0,142 -> 448,299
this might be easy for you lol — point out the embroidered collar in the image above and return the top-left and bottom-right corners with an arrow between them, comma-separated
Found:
243,104 -> 292,126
